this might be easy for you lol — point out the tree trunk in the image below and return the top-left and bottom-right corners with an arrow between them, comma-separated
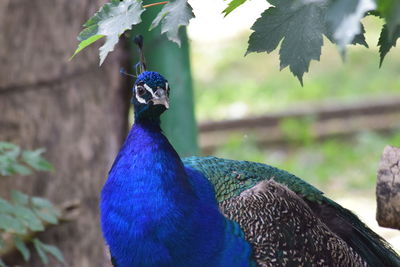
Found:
376,145 -> 400,230
0,1 -> 130,266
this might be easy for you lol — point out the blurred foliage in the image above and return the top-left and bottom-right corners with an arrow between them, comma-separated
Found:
214,130 -> 400,195
192,16 -> 400,121
0,142 -> 53,176
0,142 -> 64,266
280,116 -> 316,146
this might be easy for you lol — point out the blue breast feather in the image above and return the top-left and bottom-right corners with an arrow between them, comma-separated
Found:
100,123 -> 253,266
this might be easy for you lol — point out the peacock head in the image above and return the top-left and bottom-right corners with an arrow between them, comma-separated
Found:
132,71 -> 170,121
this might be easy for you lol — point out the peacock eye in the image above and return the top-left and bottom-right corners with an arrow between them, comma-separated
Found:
137,86 -> 146,97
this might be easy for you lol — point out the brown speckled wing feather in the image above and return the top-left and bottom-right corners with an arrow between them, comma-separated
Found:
220,180 -> 366,267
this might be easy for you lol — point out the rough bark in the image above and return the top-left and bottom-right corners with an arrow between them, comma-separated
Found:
0,0 -> 130,266
376,145 -> 400,230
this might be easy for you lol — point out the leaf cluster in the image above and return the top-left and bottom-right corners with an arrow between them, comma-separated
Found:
73,0 -> 400,84
0,143 -> 64,266
245,0 -> 399,84
227,0 -> 399,83
73,0 -> 193,65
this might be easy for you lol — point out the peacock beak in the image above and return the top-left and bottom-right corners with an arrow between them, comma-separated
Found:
151,88 -> 169,109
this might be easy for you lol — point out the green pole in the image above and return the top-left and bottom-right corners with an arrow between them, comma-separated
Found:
130,7 -> 198,157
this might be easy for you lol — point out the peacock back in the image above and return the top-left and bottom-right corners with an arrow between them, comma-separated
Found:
183,156 -> 400,267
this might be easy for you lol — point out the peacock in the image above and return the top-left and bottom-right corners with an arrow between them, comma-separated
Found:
100,37 -> 400,267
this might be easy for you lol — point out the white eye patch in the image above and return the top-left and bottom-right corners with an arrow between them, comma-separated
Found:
135,85 -> 148,104
135,83 -> 161,104
143,84 -> 157,98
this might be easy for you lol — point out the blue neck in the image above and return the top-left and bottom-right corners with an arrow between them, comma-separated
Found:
107,120 -> 193,200
134,114 -> 161,126
128,120 -> 192,193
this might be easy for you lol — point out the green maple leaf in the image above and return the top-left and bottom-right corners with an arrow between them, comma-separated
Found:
350,24 -> 369,48
150,0 -> 194,46
247,0 -> 326,85
247,0 -> 369,84
378,0 -> 400,38
223,0 -> 247,16
377,0 -> 400,65
326,0 -> 375,52
72,0 -> 145,65
378,23 -> 400,66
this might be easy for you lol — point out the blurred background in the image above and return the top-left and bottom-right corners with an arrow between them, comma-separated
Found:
0,0 -> 399,266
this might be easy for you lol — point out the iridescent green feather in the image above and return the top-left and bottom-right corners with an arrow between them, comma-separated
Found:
183,156 -> 324,203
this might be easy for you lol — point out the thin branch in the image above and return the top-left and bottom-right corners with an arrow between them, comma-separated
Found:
143,1 -> 168,8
